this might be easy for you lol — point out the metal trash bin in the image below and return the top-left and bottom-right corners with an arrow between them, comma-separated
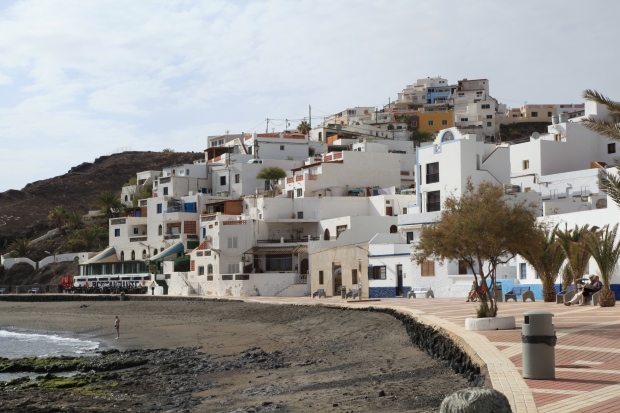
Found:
522,310 -> 556,379
120,292 -> 125,302
494,283 -> 503,303
341,286 -> 347,299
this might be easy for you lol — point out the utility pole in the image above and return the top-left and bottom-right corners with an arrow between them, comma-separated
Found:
266,118 -> 269,133
309,105 -> 311,129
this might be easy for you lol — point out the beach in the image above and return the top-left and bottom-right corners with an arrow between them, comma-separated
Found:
0,299 -> 472,412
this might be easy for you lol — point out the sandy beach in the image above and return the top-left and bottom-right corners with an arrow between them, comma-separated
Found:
0,299 -> 472,412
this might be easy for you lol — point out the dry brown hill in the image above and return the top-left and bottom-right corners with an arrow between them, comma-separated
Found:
0,151 -> 203,256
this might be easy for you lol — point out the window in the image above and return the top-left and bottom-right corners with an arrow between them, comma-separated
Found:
227,237 -> 238,248
411,121 -> 417,127
319,271 -> 324,284
548,112 -> 552,117
352,269 -> 358,285
460,118 -> 468,122
158,225 -> 162,235
235,174 -> 240,183
115,228 -> 120,237
406,232 -> 414,244
523,160 -> 529,170
520,263 -> 526,279
421,260 -> 435,276
318,132 -> 322,141
280,145 -> 285,150
228,263 -> 238,273
336,225 -> 347,238
441,119 -> 447,125
608,143 -> 616,154
458,260 -> 468,275
481,104 -> 490,109
487,122 -> 492,127
372,266 -> 386,280
486,115 -> 493,119
297,211 -> 304,219
157,204 -> 162,214
207,264 -> 213,274
142,250 -> 147,259
264,180 -> 270,190
531,111 -> 538,117
120,252 -> 124,261
426,162 -> 439,184
198,266 -> 204,275
220,176 -> 226,186
296,188 -> 302,197
131,251 -> 135,260
163,187 -> 168,195
133,228 -> 139,235
186,169 -> 190,176
428,120 -> 434,126
427,190 -> 440,212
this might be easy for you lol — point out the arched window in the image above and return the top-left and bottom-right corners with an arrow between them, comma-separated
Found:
207,264 -> 213,274
120,252 -> 125,261
153,249 -> 158,256
124,195 -> 128,202
324,229 -> 330,240
390,225 -> 397,233
158,225 -> 162,236
131,250 -> 135,261
142,250 -> 147,259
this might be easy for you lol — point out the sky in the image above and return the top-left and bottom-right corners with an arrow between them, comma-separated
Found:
0,0 -> 619,192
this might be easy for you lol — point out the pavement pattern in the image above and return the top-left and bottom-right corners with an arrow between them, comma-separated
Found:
234,295 -> 620,413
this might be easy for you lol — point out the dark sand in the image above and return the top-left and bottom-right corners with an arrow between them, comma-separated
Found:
0,299 -> 471,412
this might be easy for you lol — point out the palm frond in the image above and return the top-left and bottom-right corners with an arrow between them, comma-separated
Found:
598,167 -> 620,208
581,117 -> 620,141
582,89 -> 620,114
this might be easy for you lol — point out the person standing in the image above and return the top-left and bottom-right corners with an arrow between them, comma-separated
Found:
114,315 -> 120,339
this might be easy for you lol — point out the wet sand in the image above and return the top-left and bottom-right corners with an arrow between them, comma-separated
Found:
0,299 -> 472,412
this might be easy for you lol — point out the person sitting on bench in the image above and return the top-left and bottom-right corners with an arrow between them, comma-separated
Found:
466,280 -> 479,302
564,275 -> 601,306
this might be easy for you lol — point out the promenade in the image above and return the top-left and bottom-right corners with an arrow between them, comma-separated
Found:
238,296 -> 620,413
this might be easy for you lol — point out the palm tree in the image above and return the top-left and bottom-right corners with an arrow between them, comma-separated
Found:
521,226 -> 565,302
585,224 -> 620,307
70,225 -> 107,251
556,224 -> 596,290
94,191 -> 123,219
10,238 -> 30,257
66,211 -> 84,230
581,90 -> 620,207
48,206 -> 67,231
297,120 -> 311,136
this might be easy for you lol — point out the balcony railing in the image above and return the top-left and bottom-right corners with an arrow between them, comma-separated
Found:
164,234 -> 180,240
186,234 -> 199,239
286,177 -> 294,184
130,236 -> 147,242
111,218 -> 126,225
295,175 -> 303,182
159,177 -> 171,184
222,220 -> 247,225
308,174 -> 318,180
257,237 -> 318,243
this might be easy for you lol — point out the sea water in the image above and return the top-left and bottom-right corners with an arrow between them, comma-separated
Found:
0,330 -> 99,382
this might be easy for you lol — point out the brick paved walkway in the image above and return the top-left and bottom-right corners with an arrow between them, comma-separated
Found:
236,296 -> 620,413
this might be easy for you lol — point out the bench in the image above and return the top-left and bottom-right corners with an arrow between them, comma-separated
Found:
556,284 -> 576,304
407,287 -> 434,299
505,286 -> 534,302
312,288 -> 326,299
29,287 -> 41,294
345,288 -> 359,299
0,287 -> 7,294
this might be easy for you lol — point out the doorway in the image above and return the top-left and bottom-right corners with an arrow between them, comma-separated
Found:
332,263 -> 342,296
396,264 -> 403,297
300,259 -> 309,279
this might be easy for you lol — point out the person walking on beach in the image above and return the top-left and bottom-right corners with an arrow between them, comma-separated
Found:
114,315 -> 120,339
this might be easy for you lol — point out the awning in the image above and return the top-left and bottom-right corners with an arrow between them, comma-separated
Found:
243,245 -> 308,255
150,242 -> 185,261
81,247 -> 117,265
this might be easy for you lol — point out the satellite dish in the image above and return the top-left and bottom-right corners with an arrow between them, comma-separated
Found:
532,132 -> 540,139
596,199 -> 607,209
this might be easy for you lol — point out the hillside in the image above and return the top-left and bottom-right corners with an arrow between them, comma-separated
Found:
0,151 -> 203,256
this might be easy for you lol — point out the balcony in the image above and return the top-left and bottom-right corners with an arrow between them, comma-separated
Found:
130,236 -> 148,242
164,234 -> 180,240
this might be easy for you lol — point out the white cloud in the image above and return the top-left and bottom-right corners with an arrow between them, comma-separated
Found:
0,0 -> 619,192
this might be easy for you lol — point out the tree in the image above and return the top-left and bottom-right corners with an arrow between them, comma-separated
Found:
10,237 -> 30,257
581,90 -> 620,207
411,129 -> 434,145
256,167 -> 287,190
585,224 -> 620,307
66,210 -> 84,230
48,206 -> 68,231
413,180 -> 540,317
555,224 -> 596,290
297,120 -> 311,136
520,225 -> 565,302
94,191 -> 124,219
69,224 -> 107,252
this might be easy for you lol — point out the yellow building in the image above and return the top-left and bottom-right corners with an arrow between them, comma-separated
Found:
417,107 -> 454,134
